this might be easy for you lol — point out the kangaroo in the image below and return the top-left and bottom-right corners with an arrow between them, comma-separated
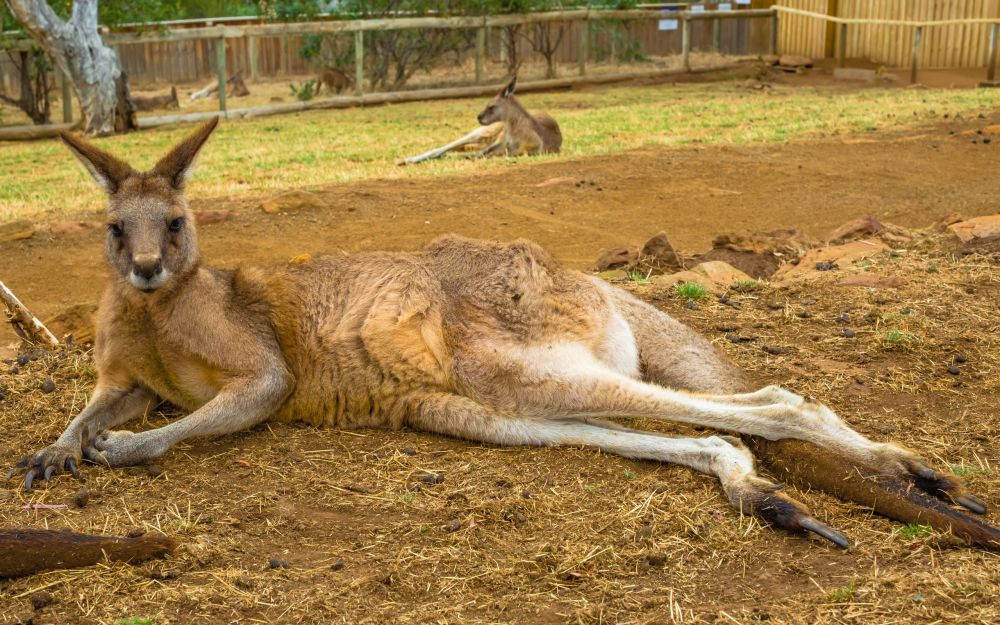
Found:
131,86 -> 179,112
316,67 -> 352,95
8,119 -> 998,550
475,77 -> 562,158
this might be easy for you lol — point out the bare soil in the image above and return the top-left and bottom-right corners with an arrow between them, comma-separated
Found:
1,115 -> 999,624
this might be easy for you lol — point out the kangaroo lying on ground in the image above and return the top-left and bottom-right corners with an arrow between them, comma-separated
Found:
8,120 -> 998,549
131,86 -> 179,112
401,77 -> 560,165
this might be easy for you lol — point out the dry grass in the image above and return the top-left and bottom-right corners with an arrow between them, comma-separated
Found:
2,66 -> 999,224
1,229 -> 998,624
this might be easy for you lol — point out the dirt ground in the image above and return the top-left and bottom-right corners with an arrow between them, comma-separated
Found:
1,111 -> 999,624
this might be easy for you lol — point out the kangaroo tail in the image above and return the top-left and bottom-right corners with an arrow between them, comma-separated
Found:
748,437 -> 1000,549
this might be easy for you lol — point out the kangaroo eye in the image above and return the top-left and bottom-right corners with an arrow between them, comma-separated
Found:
108,223 -> 124,237
168,217 -> 185,232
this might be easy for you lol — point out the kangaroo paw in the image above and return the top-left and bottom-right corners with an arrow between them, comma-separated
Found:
729,475 -> 849,548
875,444 -> 988,514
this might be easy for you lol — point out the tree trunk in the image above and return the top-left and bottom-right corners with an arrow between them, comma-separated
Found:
5,0 -> 137,135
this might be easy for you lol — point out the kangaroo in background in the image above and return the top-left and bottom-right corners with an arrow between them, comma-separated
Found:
401,77 -> 561,165
8,120 -> 998,550
475,76 -> 561,157
131,86 -> 179,112
316,67 -> 352,95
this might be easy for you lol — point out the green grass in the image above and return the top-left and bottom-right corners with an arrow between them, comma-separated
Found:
950,464 -> 990,477
898,523 -> 933,539
882,329 -> 918,344
3,80 -> 999,223
674,282 -> 709,300
627,269 -> 651,284
116,617 -> 155,625
827,581 -> 857,603
730,278 -> 760,292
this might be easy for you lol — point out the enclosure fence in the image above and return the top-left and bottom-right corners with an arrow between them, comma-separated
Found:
1,3 -> 998,138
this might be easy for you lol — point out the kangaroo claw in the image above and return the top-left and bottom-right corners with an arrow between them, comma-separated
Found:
24,468 -> 37,492
954,495 -> 987,515
800,516 -> 850,549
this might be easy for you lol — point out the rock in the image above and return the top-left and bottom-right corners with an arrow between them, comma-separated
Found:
535,176 -> 575,188
653,261 -> 752,295
837,274 -> 904,289
594,247 -> 638,271
50,220 -> 103,236
40,379 -> 55,394
30,591 -> 53,610
640,232 -> 683,269
932,212 -> 967,231
45,303 -> 98,345
331,559 -> 345,571
949,215 -> 1000,248
827,214 -> 884,243
194,210 -> 235,226
0,219 -> 35,242
260,190 -> 325,214
695,248 -> 778,279
778,54 -> 813,68
74,488 -> 90,508
833,67 -> 876,82
774,239 -> 887,283
268,557 -> 289,569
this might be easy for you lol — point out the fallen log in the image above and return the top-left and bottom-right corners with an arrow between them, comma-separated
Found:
0,528 -> 176,578
0,280 -> 59,346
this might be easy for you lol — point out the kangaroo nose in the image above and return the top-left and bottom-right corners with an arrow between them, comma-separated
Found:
133,254 -> 162,280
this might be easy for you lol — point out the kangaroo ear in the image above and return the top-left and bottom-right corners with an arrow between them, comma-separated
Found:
59,131 -> 136,194
152,117 -> 219,190
502,76 -> 517,98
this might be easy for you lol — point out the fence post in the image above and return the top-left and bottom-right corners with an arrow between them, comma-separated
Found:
838,23 -> 847,67
910,25 -> 923,84
681,15 -> 691,72
475,26 -> 485,83
769,11 -> 778,56
354,30 -> 364,95
578,14 -> 588,76
60,69 -> 72,123
988,23 -> 999,82
249,36 -> 258,82
216,37 -> 227,114
712,17 -> 721,52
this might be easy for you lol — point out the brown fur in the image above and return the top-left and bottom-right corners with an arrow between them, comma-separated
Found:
0,528 -> 174,578
131,86 -> 179,112
316,68 -> 352,95
10,120 -> 996,551
476,77 -> 562,157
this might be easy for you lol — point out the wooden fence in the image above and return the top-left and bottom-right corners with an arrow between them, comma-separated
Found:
777,0 -> 1000,68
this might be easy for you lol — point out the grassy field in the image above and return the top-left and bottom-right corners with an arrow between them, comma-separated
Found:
2,77 -> 1000,223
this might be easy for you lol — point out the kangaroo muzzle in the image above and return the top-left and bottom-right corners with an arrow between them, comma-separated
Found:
130,254 -> 168,291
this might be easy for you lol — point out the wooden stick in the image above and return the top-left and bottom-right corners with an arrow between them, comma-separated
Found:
399,122 -> 503,165
0,281 -> 59,347
0,528 -> 175,578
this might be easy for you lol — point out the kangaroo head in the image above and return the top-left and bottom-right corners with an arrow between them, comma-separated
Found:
59,117 -> 218,294
477,76 -> 517,125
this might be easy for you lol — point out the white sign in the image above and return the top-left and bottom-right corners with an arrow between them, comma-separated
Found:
691,4 -> 705,11
718,2 -> 732,9
735,0 -> 752,5
659,19 -> 679,30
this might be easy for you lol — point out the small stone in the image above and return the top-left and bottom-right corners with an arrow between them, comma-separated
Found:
400,447 -> 417,456
331,559 -> 345,571
684,301 -> 699,311
126,527 -> 146,538
835,313 -> 850,324
797,311 -> 812,319
9,366 -> 19,374
947,366 -> 960,375
419,472 -> 444,485
30,591 -> 53,610
269,557 -> 289,569
236,575 -> 254,589
40,379 -> 56,394
954,353 -> 967,364
842,329 -> 856,338
815,260 -> 836,271
521,489 -> 532,499
443,518 -> 463,532
74,488 -> 89,508
16,355 -> 29,366
763,345 -> 783,355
